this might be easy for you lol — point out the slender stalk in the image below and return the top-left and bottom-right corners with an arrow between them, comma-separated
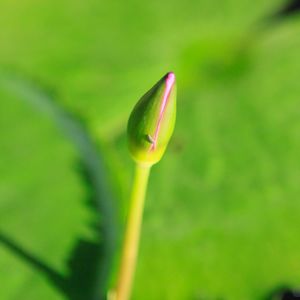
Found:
111,163 -> 151,300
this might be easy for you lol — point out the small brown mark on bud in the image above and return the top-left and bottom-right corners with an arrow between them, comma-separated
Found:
145,134 -> 155,144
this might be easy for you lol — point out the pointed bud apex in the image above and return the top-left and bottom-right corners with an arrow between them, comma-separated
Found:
127,72 -> 177,165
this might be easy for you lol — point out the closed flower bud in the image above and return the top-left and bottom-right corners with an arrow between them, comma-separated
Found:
127,72 -> 177,165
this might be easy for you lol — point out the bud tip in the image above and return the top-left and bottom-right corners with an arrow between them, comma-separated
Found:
149,72 -> 175,151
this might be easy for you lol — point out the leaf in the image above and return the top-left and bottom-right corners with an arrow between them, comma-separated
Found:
0,0 -> 285,132
0,74 -> 117,300
1,0 -> 300,299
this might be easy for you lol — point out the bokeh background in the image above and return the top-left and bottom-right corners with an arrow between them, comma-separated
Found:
1,0 -> 300,299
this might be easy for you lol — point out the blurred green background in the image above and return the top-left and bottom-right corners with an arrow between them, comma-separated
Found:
1,0 -> 300,299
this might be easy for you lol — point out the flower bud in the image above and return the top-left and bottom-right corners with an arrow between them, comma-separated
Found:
127,72 -> 177,165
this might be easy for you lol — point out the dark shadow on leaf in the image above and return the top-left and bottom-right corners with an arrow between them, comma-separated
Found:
0,163 -> 109,300
272,0 -> 300,19
0,232 -> 104,300
261,0 -> 300,27
0,232 -> 65,290
264,286 -> 300,300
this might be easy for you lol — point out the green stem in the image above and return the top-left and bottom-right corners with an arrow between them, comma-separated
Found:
111,163 -> 151,300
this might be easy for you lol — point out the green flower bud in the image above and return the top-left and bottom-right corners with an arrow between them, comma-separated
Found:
127,72 -> 177,165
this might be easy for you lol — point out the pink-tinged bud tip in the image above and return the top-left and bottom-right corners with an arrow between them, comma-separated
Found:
149,72 -> 176,151
127,72 -> 177,165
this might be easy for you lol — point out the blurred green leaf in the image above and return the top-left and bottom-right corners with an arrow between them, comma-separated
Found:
0,0 -> 284,132
1,0 -> 300,299
0,74 -> 116,300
